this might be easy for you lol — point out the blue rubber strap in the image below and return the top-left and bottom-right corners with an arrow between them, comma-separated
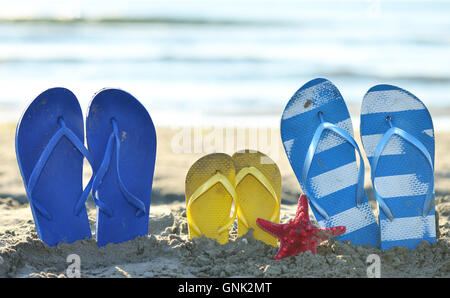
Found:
91,119 -> 146,218
302,112 -> 366,220
371,117 -> 434,221
27,118 -> 94,221
91,132 -> 115,217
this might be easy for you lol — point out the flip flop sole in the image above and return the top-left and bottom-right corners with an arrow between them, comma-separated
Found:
232,150 -> 281,247
361,84 -> 436,250
281,78 -> 379,247
16,87 -> 91,246
87,88 -> 157,247
185,153 -> 236,244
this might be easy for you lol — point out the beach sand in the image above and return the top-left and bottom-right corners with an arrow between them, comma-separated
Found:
0,123 -> 449,277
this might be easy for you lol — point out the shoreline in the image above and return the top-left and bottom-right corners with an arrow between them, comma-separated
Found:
2,104 -> 450,130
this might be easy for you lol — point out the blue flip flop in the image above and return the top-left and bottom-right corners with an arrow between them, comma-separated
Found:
86,88 -> 157,247
16,88 -> 93,246
281,78 -> 379,247
360,85 -> 436,250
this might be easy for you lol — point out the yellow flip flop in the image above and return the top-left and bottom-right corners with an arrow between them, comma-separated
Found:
232,150 -> 281,247
185,153 -> 237,244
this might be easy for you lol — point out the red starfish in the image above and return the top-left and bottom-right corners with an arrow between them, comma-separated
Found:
256,194 -> 346,260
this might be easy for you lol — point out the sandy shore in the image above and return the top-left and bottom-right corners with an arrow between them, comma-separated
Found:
0,123 -> 449,277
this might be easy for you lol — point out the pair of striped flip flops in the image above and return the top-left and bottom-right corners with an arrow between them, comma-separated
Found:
16,88 -> 157,247
281,78 -> 436,250
185,150 -> 281,246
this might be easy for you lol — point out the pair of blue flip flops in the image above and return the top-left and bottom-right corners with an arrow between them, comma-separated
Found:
16,88 -> 157,247
281,78 -> 436,250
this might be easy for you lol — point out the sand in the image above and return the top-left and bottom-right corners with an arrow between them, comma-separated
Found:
0,123 -> 449,278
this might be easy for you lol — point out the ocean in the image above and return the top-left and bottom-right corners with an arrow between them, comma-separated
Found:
1,0 -> 449,128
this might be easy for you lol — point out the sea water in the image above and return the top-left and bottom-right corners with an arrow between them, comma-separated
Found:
0,0 -> 449,128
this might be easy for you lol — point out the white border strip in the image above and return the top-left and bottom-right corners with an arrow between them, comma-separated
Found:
374,174 -> 430,198
317,202 -> 376,235
310,161 -> 358,198
380,215 -> 436,242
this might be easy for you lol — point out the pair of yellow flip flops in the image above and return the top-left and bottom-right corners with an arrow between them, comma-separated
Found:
185,150 -> 281,246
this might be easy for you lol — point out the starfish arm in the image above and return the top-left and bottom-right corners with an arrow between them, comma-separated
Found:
256,218 -> 286,239
275,240 -> 306,260
274,243 -> 286,260
295,195 -> 310,223
317,226 -> 346,240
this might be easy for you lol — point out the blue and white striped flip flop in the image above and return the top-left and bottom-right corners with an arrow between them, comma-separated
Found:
281,78 -> 379,247
360,84 -> 436,250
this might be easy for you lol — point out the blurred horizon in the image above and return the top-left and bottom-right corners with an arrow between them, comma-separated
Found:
1,0 -> 450,128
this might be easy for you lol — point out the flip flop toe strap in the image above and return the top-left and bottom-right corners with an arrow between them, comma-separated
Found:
187,172 -> 237,236
26,118 -> 94,221
372,117 -> 434,221
235,166 -> 280,229
91,119 -> 146,218
302,111 -> 366,220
